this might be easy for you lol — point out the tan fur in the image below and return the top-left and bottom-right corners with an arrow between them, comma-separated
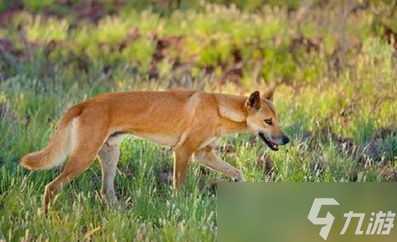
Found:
20,89 -> 288,214
20,104 -> 84,170
215,94 -> 246,122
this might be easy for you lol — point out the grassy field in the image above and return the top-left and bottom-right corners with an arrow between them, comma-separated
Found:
1,1 -> 397,241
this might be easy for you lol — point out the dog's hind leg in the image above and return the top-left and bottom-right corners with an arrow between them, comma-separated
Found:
98,136 -> 122,206
43,111 -> 109,215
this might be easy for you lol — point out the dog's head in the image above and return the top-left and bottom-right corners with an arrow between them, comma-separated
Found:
245,89 -> 289,151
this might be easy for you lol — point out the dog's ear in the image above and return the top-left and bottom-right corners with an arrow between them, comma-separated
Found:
262,85 -> 275,101
245,91 -> 261,110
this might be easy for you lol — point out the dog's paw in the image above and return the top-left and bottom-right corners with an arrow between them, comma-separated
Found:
232,170 -> 245,182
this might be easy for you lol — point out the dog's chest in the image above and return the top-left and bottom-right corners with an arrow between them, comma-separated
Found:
198,137 -> 218,149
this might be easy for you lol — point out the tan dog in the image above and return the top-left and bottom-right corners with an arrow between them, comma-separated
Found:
20,89 -> 289,213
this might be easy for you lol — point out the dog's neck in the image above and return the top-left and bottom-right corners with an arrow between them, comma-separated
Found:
217,95 -> 250,135
219,119 -> 249,135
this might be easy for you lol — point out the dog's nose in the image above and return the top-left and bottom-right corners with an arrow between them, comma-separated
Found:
282,136 -> 290,145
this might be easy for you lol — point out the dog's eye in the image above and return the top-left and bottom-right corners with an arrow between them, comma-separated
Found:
264,118 -> 273,125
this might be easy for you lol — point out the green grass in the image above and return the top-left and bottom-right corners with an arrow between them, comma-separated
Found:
1,1 -> 397,241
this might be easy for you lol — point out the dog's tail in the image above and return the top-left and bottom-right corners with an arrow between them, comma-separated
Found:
20,104 -> 84,171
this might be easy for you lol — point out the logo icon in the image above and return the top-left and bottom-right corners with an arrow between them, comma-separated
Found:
308,198 -> 340,240
308,198 -> 396,240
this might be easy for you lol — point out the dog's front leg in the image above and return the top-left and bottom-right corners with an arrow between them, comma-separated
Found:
195,146 -> 245,182
173,146 -> 194,190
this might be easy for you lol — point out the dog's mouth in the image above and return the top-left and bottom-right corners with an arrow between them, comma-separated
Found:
258,132 -> 279,151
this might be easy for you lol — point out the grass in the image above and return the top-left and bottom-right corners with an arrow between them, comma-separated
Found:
1,1 -> 397,241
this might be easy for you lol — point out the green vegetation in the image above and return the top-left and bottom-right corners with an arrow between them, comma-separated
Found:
0,0 -> 396,241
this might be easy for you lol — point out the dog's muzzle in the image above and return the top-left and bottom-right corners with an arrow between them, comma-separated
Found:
258,132 -> 289,151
